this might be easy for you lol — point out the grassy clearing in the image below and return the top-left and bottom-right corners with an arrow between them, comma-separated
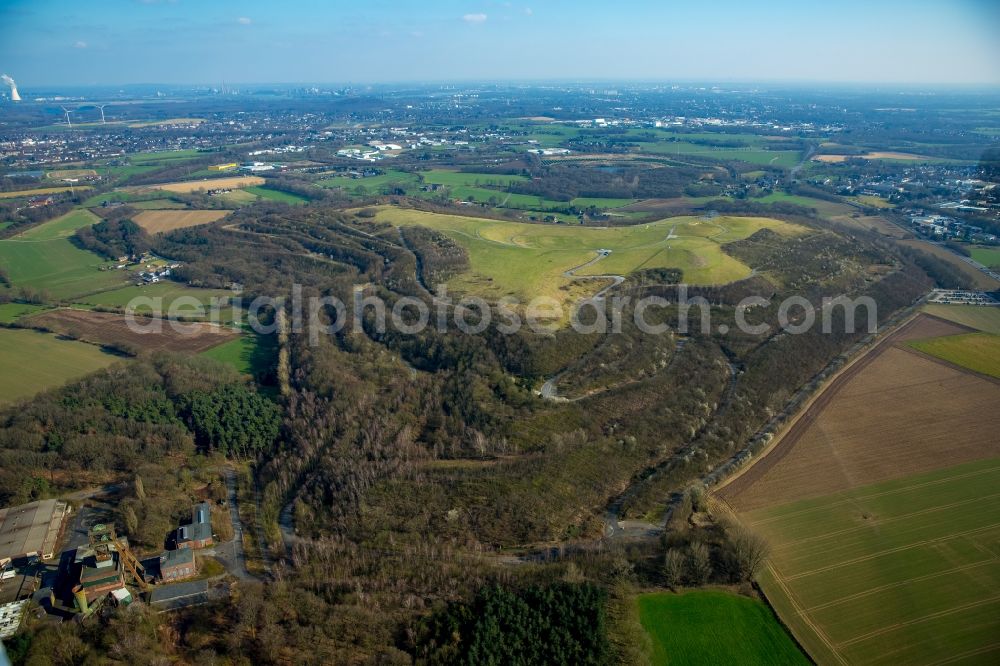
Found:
200,333 -> 274,376
969,246 -> 1000,269
366,206 -> 800,303
422,170 -> 528,189
78,282 -> 235,318
900,240 -> 1000,290
318,170 -> 419,192
0,302 -> 51,324
0,328 -> 120,404
10,208 -> 99,241
243,186 -> 309,205
570,196 -> 636,209
82,189 -> 175,207
745,458 -> 1000,666
853,195 -> 895,209
133,209 -> 230,233
636,590 -> 808,666
129,149 -> 206,165
0,185 -> 93,199
910,332 -> 1000,378
638,141 -> 801,167
0,210 -> 130,300
922,304 -> 1000,334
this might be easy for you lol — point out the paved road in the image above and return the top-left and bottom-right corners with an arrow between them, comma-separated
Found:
211,468 -> 254,581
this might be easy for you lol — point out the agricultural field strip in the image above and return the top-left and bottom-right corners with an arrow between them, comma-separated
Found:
803,560 -> 998,614
780,522 -> 1000,581
764,562 -> 847,665
836,595 -> 1000,648
765,490 -> 1000,550
750,462 -> 1000,659
746,463 -> 1000,527
933,643 -> 1000,666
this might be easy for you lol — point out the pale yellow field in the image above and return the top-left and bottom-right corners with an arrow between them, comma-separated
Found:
811,154 -> 848,163
148,176 -> 265,194
0,185 -> 93,199
133,209 -> 231,233
863,151 -> 932,160
813,151 -> 934,163
128,118 -> 205,128
47,168 -> 98,180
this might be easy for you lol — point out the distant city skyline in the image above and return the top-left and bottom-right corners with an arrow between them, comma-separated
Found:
1,0 -> 999,88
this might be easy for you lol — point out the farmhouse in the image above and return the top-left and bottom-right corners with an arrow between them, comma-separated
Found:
174,502 -> 213,550
0,499 -> 69,562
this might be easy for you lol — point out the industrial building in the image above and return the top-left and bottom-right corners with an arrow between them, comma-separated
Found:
208,163 -> 238,171
175,502 -> 213,550
0,499 -> 69,562
71,524 -> 147,614
158,548 -> 196,582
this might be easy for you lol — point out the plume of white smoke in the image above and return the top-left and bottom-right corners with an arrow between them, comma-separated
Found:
1,74 -> 21,102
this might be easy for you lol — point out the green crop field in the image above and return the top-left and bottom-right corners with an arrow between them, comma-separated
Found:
0,209 -> 129,300
969,246 -> 1000,269
366,206 -> 801,304
244,186 -> 309,205
746,458 -> 1000,666
910,332 -> 1000,378
922,304 -> 1000,335
0,328 -> 120,404
637,590 -> 808,666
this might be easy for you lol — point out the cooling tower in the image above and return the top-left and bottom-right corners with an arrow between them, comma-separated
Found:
1,74 -> 21,102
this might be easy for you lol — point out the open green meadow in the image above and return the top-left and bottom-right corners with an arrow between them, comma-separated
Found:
82,189 -> 176,207
9,208 -> 100,241
0,210 -> 130,300
318,169 -> 420,192
0,328 -> 120,404
922,304 -> 1000,335
969,246 -> 1000,269
909,332 -> 1000,378
422,170 -> 528,189
129,149 -> 206,165
200,332 -> 274,376
79,282 -> 235,318
636,590 -> 808,666
367,206 -> 800,303
0,302 -> 51,324
243,186 -> 309,205
638,141 -> 801,167
747,458 -> 1000,666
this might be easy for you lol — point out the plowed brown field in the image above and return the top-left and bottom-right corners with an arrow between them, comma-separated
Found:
719,314 -> 1000,512
27,309 -> 236,354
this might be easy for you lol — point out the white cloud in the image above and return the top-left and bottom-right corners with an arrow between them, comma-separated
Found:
74,40 -> 88,49
237,16 -> 252,25
463,13 -> 487,24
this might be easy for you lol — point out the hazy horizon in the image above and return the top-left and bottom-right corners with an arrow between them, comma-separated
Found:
2,0 -> 999,89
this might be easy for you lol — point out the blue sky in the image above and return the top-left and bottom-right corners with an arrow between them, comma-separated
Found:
1,0 -> 998,86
